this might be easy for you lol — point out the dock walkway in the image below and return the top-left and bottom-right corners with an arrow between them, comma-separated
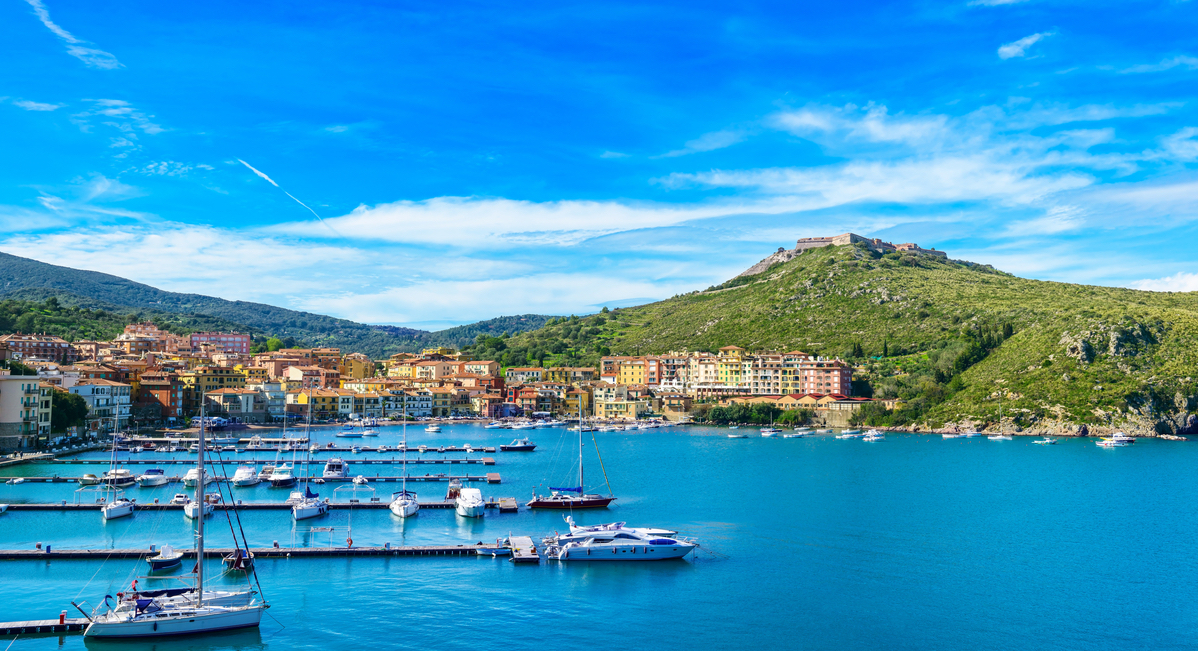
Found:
509,536 -> 540,563
0,544 -> 489,561
0,618 -> 88,636
5,499 -> 517,511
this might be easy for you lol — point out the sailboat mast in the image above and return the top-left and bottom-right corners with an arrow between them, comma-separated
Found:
578,418 -> 584,491
402,395 -> 408,494
196,401 -> 206,608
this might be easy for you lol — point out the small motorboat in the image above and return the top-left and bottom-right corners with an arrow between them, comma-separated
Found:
727,433 -> 749,439
836,431 -> 866,439
183,499 -> 214,519
223,549 -> 254,572
862,430 -> 886,442
942,433 -> 965,439
103,469 -> 137,488
361,428 -> 379,437
418,445 -> 429,454
169,493 -> 189,505
146,545 -> 183,571
335,429 -> 363,438
500,438 -> 537,451
760,428 -> 781,437
351,446 -> 362,454
1034,438 -> 1058,445
136,469 -> 168,487
988,433 -> 1013,441
6,477 -> 25,485
425,425 -> 442,433
484,422 -> 507,430
728,426 -> 739,430
323,458 -> 348,479
79,474 -> 101,486
182,468 -> 210,488
353,475 -> 369,485
963,431 -> 982,438
476,538 -> 512,557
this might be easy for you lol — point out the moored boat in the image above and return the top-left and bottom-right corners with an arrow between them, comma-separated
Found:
146,545 -> 183,571
500,437 -> 537,451
455,487 -> 485,518
136,468 -> 169,487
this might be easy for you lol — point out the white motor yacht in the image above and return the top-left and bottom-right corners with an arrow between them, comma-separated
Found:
103,469 -> 137,488
942,432 -> 966,439
323,458 -> 348,478
425,424 -> 442,433
862,430 -> 886,441
361,428 -> 379,436
1096,436 -> 1130,448
136,468 -> 168,487
563,516 -> 676,538
836,431 -> 866,439
269,464 -> 296,488
455,487 -> 485,517
1034,437 -> 1058,445
544,527 -> 697,561
182,468 -> 209,488
484,421 -> 507,429
232,465 -> 260,487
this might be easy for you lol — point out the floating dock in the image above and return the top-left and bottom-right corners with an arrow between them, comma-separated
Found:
46,456 -> 495,465
0,618 -> 89,636
509,536 -> 540,563
5,498 -> 519,511
3,473 -> 498,484
0,544 -> 492,561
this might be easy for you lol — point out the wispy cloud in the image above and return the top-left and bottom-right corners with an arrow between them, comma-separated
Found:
11,99 -> 64,111
1121,55 -> 1198,74
998,32 -> 1054,59
600,151 -> 630,159
657,129 -> 749,158
22,0 -> 121,70
1131,272 -> 1198,293
969,0 -> 1030,5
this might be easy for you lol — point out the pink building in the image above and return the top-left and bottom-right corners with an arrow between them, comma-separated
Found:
189,332 -> 251,354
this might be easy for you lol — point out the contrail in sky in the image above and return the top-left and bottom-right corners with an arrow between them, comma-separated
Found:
237,158 -> 342,238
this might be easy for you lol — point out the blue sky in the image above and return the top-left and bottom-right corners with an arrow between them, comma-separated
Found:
4,0 -> 1198,329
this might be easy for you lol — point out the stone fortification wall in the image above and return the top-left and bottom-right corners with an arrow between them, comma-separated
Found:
736,233 -> 948,279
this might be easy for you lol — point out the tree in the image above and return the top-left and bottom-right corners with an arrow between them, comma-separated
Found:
266,337 -> 285,352
883,340 -> 889,357
1002,322 -> 1014,339
52,391 -> 89,432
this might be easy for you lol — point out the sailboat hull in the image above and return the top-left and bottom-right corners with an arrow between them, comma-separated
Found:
527,496 -> 616,509
84,605 -> 263,638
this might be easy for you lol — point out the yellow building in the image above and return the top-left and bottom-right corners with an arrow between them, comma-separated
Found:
717,346 -> 745,385
339,353 -> 374,380
594,399 -> 649,420
235,365 -> 269,382
616,360 -> 646,385
184,366 -> 247,393
387,363 -> 416,379
421,346 -> 456,358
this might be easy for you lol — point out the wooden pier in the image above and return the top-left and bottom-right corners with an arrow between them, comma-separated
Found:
4,498 -> 519,511
2,472 -> 498,484
0,618 -> 88,636
44,456 -> 496,465
0,544 -> 491,561
508,536 -> 540,563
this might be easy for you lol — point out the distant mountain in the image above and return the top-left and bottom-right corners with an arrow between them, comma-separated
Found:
0,251 -> 553,357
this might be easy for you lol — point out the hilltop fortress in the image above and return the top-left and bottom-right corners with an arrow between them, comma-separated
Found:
737,233 -> 947,278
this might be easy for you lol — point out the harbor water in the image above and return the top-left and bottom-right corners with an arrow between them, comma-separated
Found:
3,423 -> 1197,650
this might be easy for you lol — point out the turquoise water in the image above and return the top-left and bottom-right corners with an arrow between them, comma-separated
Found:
3,424 -> 1198,650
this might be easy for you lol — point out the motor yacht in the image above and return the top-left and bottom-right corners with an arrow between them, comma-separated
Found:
136,468 -> 168,487
182,468 -> 209,488
455,487 -> 485,517
425,424 -> 442,433
362,428 -> 379,436
335,429 -> 363,438
562,516 -> 677,538
1034,437 -> 1058,445
232,465 -> 260,487
862,430 -> 886,441
988,433 -> 1013,440
485,421 -> 507,429
269,464 -> 297,488
500,437 -> 537,451
942,432 -> 966,439
146,545 -> 183,571
836,431 -> 866,439
1096,437 -> 1130,448
323,458 -> 348,478
102,497 -> 136,520
543,528 -> 697,561
103,469 -> 137,488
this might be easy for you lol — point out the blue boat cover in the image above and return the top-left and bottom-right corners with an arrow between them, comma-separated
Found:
305,486 -> 319,499
549,486 -> 582,493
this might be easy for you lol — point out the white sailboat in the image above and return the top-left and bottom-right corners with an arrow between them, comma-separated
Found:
292,384 -> 328,521
81,404 -> 268,638
389,414 -> 418,518
989,385 -> 1013,440
100,438 -> 134,520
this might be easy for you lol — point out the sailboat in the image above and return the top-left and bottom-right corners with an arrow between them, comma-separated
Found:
100,437 -> 135,520
389,410 -> 418,518
293,384 -> 328,520
80,404 -> 269,638
988,383 -> 1013,440
527,399 -> 616,509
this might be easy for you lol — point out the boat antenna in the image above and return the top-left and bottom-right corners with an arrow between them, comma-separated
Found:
195,399 -> 206,608
590,430 -> 614,498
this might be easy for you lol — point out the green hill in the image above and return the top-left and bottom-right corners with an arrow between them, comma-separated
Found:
0,252 -> 552,357
480,242 -> 1198,436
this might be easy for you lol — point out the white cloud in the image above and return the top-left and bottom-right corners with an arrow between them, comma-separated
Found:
1003,206 -> 1085,236
658,130 -> 749,158
23,0 -> 121,70
324,125 -> 350,133
1121,55 -> 1198,74
970,0 -> 1030,4
998,32 -> 1054,59
772,103 -> 948,148
600,151 -> 630,159
1131,272 -> 1198,293
11,99 -> 63,111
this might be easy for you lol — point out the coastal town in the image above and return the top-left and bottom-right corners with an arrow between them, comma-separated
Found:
0,322 -> 898,450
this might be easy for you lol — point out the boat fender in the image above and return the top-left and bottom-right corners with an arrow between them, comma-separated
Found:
347,537 -> 353,548
153,623 -> 157,631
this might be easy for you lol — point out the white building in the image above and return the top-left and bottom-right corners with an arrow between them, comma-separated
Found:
70,379 -> 131,433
